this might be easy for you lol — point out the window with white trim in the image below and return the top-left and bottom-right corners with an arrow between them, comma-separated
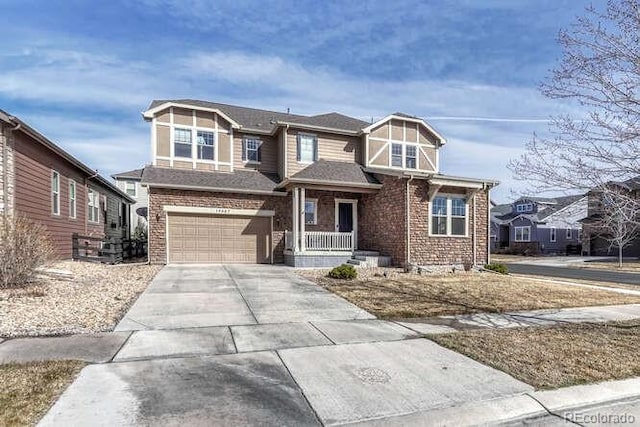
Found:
431,196 -> 467,236
514,226 -> 531,242
197,130 -> 215,160
405,145 -> 417,169
51,170 -> 60,215
174,128 -> 192,158
516,203 -> 533,213
297,134 -> 317,163
88,189 -> 100,223
125,181 -> 136,197
243,137 -> 261,163
391,143 -> 403,167
566,228 -> 572,239
304,199 -> 317,225
69,180 -> 76,219
550,227 -> 556,242
577,228 -> 582,240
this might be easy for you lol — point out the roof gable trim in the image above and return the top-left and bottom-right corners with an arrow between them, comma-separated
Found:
143,102 -> 241,129
361,114 -> 447,145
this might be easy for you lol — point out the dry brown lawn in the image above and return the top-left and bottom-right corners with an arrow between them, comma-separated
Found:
489,254 -> 533,263
430,321 -> 640,389
0,360 -> 85,426
311,272 -> 640,318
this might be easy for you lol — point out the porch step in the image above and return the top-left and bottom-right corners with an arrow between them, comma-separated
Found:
347,259 -> 364,266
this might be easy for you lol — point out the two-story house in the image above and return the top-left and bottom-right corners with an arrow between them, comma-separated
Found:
133,99 -> 498,267
491,195 -> 587,255
0,109 -> 134,259
112,168 -> 148,236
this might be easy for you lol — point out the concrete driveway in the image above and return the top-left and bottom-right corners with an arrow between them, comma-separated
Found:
40,265 -> 533,426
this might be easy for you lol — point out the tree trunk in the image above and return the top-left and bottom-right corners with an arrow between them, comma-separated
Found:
619,245 -> 623,267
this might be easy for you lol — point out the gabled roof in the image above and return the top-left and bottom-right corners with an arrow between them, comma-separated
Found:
493,194 -> 585,223
360,113 -> 447,145
0,109 -> 135,203
537,195 -> 585,220
141,166 -> 285,196
282,160 -> 381,189
112,168 -> 144,180
144,99 -> 369,134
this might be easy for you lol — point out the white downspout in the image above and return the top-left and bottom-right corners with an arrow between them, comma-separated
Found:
406,175 -> 414,268
472,192 -> 477,266
486,184 -> 491,265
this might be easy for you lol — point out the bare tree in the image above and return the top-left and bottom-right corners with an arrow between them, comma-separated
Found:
509,0 -> 640,194
585,185 -> 640,266
509,1 -> 640,263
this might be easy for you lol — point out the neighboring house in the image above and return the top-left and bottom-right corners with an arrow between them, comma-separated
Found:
112,168 -> 148,235
491,195 -> 587,255
0,109 -> 135,259
140,99 -> 498,267
582,177 -> 640,257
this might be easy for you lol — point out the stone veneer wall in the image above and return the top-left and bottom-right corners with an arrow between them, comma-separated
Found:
148,187 -> 291,264
0,123 -> 15,215
358,175 -> 407,266
408,181 -> 489,266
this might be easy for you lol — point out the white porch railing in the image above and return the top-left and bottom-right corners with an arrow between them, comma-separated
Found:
285,231 -> 355,251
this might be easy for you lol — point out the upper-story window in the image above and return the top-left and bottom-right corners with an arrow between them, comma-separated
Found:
125,181 -> 137,197
197,131 -> 215,160
69,180 -> 76,219
391,143 -> 417,169
242,137 -> 262,163
51,170 -> 60,215
88,189 -> 100,223
174,128 -> 192,158
516,203 -> 533,213
297,134 -> 318,163
431,195 -> 467,236
391,144 -> 403,167
406,145 -> 417,169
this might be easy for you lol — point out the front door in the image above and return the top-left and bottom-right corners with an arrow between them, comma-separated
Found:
337,202 -> 354,232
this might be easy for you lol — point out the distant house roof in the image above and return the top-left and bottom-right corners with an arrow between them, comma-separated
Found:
283,160 -> 381,188
140,166 -> 284,196
112,168 -> 144,180
146,99 -> 370,134
0,109 -> 135,203
492,194 -> 585,224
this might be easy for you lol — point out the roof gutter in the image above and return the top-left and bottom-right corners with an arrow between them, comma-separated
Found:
275,121 -> 360,136
277,177 -> 383,190
144,182 -> 288,197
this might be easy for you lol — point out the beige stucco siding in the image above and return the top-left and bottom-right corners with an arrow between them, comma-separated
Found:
370,124 -> 387,139
233,133 -> 278,173
156,125 -> 170,157
195,110 -> 215,128
218,133 -> 232,163
173,108 -> 192,126
369,139 -> 388,167
419,126 -> 438,145
285,128 -> 360,176
157,108 -> 170,123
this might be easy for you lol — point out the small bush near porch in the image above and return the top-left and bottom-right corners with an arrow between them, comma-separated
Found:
301,269 -> 640,318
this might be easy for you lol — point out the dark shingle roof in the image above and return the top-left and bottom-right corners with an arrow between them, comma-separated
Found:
537,194 -> 585,220
290,160 -> 380,186
148,99 -> 369,133
112,168 -> 144,180
493,194 -> 585,223
141,166 -> 283,194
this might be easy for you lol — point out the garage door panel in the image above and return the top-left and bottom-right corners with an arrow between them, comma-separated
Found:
167,213 -> 271,264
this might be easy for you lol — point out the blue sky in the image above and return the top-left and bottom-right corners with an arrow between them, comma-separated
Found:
0,0 -> 594,202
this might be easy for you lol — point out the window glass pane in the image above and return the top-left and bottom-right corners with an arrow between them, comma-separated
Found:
452,218 -> 465,235
432,197 -> 447,216
391,143 -> 403,167
304,200 -> 316,224
197,131 -> 215,160
125,182 -> 136,195
245,138 -> 260,162
432,216 -> 447,235
174,128 -> 192,158
451,199 -> 465,216
524,228 -> 530,240
405,146 -> 416,169
52,172 -> 59,192
299,135 -> 315,162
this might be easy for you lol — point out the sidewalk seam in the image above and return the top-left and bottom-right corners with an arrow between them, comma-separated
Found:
525,393 -> 585,426
275,350 -> 324,426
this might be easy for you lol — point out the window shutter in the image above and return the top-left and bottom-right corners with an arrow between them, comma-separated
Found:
296,135 -> 301,161
313,137 -> 318,161
257,141 -> 262,162
242,139 -> 247,161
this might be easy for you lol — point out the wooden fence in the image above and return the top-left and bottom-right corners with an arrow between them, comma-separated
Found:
72,233 -> 148,264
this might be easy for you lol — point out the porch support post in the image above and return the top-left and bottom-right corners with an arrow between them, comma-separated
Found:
292,187 -> 299,252
299,187 -> 306,252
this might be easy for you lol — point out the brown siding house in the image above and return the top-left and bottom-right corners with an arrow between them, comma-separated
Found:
0,110 -> 135,259
127,99 -> 498,268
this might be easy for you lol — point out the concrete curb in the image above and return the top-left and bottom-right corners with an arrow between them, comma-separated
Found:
347,377 -> 640,426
